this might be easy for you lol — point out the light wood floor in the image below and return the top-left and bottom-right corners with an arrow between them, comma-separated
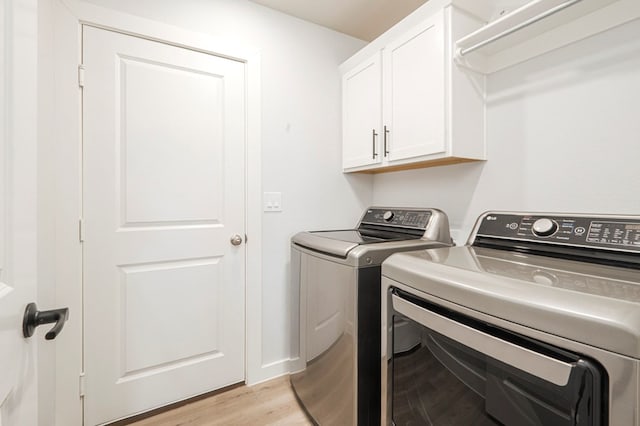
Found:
124,375 -> 314,426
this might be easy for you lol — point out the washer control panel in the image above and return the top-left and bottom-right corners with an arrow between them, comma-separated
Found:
475,213 -> 640,252
360,208 -> 432,230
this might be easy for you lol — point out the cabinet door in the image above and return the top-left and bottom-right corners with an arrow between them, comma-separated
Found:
342,52 -> 382,169
384,11 -> 445,161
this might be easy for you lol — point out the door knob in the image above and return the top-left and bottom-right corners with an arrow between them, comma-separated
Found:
23,303 -> 69,340
230,234 -> 243,246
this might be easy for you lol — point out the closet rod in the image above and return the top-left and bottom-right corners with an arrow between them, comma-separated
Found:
458,0 -> 583,56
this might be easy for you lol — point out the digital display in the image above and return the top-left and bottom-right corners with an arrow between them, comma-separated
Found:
587,221 -> 640,248
402,212 -> 430,227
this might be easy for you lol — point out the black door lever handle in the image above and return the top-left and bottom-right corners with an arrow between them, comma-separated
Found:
22,303 -> 69,340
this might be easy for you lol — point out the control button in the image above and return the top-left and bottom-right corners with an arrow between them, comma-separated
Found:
508,222 -> 518,230
532,218 -> 558,237
574,227 -> 586,236
383,211 -> 395,222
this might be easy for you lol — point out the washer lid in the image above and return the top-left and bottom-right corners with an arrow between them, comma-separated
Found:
383,246 -> 640,358
292,231 -> 360,258
292,229 -> 423,258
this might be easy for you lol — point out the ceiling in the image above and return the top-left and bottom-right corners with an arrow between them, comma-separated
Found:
249,0 -> 429,41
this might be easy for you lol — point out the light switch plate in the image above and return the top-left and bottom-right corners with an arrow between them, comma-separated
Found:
263,192 -> 282,212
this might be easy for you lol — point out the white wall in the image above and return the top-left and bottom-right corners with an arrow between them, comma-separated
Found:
373,19 -> 640,243
75,0 -> 371,373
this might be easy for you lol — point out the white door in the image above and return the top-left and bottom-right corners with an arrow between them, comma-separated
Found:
342,52 -> 383,169
383,11 -> 445,161
82,26 -> 246,425
0,0 -> 39,424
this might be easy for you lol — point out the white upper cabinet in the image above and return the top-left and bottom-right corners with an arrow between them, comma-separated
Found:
342,52 -> 382,169
383,12 -> 446,162
341,3 -> 486,173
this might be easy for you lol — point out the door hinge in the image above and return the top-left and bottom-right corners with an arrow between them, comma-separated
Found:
79,218 -> 84,242
78,64 -> 85,88
79,372 -> 86,398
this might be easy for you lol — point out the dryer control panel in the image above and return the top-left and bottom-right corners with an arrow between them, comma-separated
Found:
473,212 -> 640,253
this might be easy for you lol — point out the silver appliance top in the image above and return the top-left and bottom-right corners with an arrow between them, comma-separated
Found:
292,207 -> 452,261
383,211 -> 640,358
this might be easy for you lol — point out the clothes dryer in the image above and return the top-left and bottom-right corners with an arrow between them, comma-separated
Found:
383,211 -> 640,425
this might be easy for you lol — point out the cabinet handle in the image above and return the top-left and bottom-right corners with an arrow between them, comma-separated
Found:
372,129 -> 378,159
384,125 -> 389,156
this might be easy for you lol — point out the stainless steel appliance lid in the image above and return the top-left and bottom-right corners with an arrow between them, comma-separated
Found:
292,231 -> 360,258
383,246 -> 640,358
292,207 -> 451,258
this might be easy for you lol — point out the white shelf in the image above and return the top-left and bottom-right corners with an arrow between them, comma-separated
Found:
454,0 -> 640,73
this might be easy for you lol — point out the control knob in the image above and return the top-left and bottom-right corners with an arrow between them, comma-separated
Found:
532,218 -> 558,237
383,211 -> 395,222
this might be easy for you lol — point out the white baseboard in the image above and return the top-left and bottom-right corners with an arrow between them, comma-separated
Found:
246,358 -> 291,386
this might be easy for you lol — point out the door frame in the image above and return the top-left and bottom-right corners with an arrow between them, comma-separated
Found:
52,1 -> 264,424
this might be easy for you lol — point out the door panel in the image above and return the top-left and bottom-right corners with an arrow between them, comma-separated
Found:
120,57 -> 223,226
83,26 -> 246,425
0,0 -> 38,425
342,52 -> 382,169
119,258 -> 222,375
384,11 -> 446,161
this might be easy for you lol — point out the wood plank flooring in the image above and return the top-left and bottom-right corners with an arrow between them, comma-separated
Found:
124,375 -> 313,426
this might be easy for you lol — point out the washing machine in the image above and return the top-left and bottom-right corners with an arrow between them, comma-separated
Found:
289,207 -> 452,425
382,211 -> 640,425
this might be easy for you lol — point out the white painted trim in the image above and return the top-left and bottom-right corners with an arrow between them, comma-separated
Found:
0,0 -> 6,287
244,47 -> 266,387
52,2 -> 83,425
249,359 -> 291,386
53,1 -> 264,424
62,0 -> 257,61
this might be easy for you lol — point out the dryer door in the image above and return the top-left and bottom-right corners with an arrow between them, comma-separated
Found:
389,290 -> 606,426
